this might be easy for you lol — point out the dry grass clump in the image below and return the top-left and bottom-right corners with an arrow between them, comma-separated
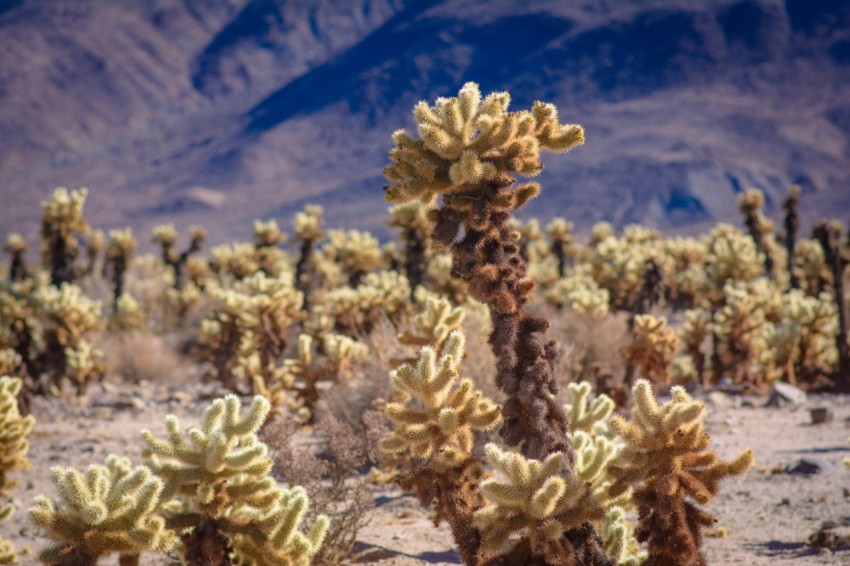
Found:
263,414 -> 373,565
100,331 -> 191,384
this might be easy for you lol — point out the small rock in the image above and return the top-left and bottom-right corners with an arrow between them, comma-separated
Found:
785,458 -> 827,475
810,407 -> 833,424
707,391 -> 736,408
765,382 -> 807,407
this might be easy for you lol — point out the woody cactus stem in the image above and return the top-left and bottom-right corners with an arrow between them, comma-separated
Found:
813,221 -> 849,388
385,83 -> 611,565
783,186 -> 801,289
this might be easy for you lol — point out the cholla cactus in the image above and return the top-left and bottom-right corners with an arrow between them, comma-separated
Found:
738,188 -> 777,278
142,395 -> 328,565
0,504 -> 17,565
387,201 -> 431,293
258,333 -> 367,421
563,381 -> 615,435
325,270 -> 410,336
292,204 -> 324,302
252,219 -> 287,277
29,455 -> 175,565
84,229 -> 104,276
794,239 -> 831,296
32,283 -> 104,393
322,230 -> 382,286
546,218 -> 578,277
782,186 -> 801,288
384,82 -> 616,562
199,272 -> 303,390
704,224 -> 764,303
608,380 -> 754,565
152,224 -> 206,289
712,282 -> 770,385
474,439 -> 617,563
623,315 -> 680,387
0,376 -> 34,497
40,188 -> 90,286
764,290 -> 839,386
0,350 -> 21,376
681,309 -> 712,384
109,293 -> 146,332
662,237 -> 707,310
382,331 -> 500,564
103,228 -> 137,312
4,234 -> 28,282
545,267 -> 611,319
210,242 -> 261,280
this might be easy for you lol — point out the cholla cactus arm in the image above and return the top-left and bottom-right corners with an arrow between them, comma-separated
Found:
103,229 -> 138,312
0,376 -> 35,496
0,504 -> 17,565
563,381 -> 615,435
396,294 -> 465,359
602,507 -> 646,566
29,455 -> 175,565
230,486 -> 329,566
382,331 -> 500,469
4,233 -> 29,282
608,380 -> 754,566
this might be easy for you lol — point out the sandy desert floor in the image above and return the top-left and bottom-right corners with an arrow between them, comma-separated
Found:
3,379 -> 850,565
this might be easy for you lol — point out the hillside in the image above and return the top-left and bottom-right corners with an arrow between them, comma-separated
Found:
1,0 -> 849,245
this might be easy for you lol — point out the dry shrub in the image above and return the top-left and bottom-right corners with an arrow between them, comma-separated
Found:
543,303 -> 631,394
320,317 -> 403,435
262,414 -> 373,565
101,331 -> 190,383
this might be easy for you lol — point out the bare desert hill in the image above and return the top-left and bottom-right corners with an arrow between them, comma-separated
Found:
1,0 -> 849,245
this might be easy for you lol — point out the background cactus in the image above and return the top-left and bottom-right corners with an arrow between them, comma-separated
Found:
608,380 -> 754,565
39,188 -> 90,286
0,377 -> 34,497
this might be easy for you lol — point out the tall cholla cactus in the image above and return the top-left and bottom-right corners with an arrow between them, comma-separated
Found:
3,234 -> 28,282
322,229 -> 382,287
813,220 -> 850,387
782,186 -> 801,288
387,201 -> 431,293
0,376 -> 34,497
383,82 -> 611,564
664,237 -> 708,310
29,455 -> 175,566
0,504 -> 17,565
292,204 -> 324,302
738,188 -> 776,278
142,395 -> 328,565
382,330 -> 501,565
680,309 -> 713,384
623,314 -> 680,387
103,228 -> 137,312
546,218 -> 578,277
40,187 -> 90,286
608,380 -> 754,566
152,224 -> 207,289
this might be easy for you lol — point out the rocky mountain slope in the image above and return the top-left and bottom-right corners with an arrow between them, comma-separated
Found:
1,0 -> 848,245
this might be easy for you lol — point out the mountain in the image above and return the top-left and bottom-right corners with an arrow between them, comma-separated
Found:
1,0 -> 849,247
